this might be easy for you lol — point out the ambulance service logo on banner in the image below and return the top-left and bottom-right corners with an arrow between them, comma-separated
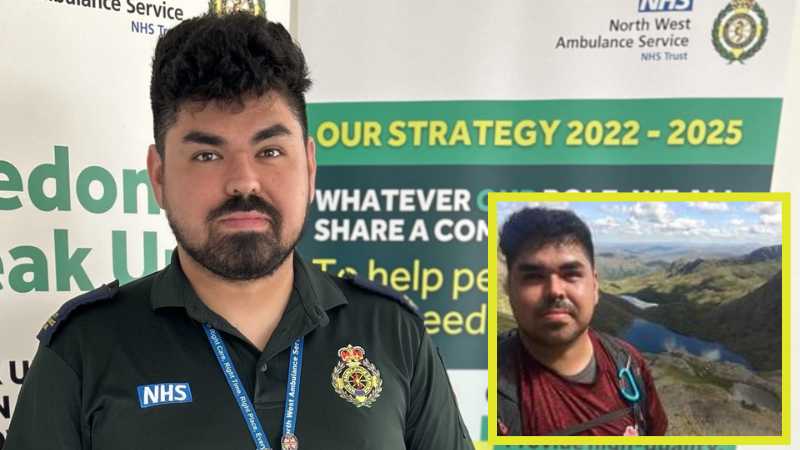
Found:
713,0 -> 768,63
209,0 -> 266,17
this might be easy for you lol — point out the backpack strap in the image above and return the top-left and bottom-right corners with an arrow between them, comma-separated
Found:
497,330 -> 522,436
545,406 -> 634,436
595,331 -> 649,435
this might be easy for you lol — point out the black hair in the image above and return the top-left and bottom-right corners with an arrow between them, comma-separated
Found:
150,12 -> 312,156
499,207 -> 595,271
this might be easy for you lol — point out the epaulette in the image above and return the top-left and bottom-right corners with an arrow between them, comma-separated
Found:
37,280 -> 120,346
345,274 -> 424,320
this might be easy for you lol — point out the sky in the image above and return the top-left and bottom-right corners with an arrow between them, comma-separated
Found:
496,201 -> 783,246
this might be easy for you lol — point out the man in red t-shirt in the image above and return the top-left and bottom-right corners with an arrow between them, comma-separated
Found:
497,207 -> 668,436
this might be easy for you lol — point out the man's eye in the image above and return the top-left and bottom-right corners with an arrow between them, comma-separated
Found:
258,148 -> 281,158
523,273 -> 545,281
194,153 -> 220,162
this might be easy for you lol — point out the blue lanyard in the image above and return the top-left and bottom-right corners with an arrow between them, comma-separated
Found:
203,323 -> 304,450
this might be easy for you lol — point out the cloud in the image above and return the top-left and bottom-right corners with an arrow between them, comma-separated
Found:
746,202 -> 781,215
688,201 -> 729,213
583,201 -> 781,245
629,202 -> 672,223
601,204 -> 629,214
748,224 -> 781,236
592,216 -> 623,235
594,216 -> 621,228
704,227 -> 736,238
665,217 -> 705,231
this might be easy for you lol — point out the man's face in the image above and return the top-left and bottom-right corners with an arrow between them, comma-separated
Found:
506,242 -> 598,348
147,93 -> 316,281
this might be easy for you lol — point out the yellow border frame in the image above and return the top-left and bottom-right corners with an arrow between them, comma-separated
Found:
487,192 -> 790,445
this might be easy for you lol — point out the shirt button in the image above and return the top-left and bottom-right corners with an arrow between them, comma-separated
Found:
261,364 -> 268,373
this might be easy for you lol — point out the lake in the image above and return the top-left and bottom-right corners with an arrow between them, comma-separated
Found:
620,317 -> 753,369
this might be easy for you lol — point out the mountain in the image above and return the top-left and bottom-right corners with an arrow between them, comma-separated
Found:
603,246 -> 782,305
599,246 -> 782,370
641,271 -> 782,371
743,245 -> 782,264
701,271 -> 782,371
601,243 -> 761,263
590,291 -> 640,335
596,252 -> 663,281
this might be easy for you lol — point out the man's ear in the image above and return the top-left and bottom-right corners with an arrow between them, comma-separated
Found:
147,145 -> 165,209
593,269 -> 600,305
306,136 -> 317,204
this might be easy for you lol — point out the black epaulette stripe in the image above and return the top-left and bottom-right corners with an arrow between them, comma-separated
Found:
37,280 -> 120,346
346,274 -> 424,320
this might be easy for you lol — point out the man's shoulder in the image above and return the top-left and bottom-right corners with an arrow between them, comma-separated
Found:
326,272 -> 425,321
498,329 -> 519,357
37,270 -> 160,346
497,330 -> 521,385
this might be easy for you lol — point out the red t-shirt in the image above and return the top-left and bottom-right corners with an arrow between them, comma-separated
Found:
519,330 -> 668,436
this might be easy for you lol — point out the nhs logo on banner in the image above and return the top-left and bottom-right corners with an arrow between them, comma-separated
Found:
639,0 -> 693,12
137,383 -> 193,408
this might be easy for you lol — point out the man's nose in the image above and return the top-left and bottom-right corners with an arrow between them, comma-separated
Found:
545,274 -> 568,299
225,154 -> 261,197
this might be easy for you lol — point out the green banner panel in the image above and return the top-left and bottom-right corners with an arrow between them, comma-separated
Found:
308,99 -> 781,166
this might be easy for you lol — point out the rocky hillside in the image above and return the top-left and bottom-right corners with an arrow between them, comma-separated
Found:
603,245 -> 781,305
648,271 -> 783,371
744,245 -> 782,264
648,351 -> 781,436
595,252 -> 663,281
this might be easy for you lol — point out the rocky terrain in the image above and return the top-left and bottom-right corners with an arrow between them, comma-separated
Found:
648,351 -> 781,436
602,245 -> 781,306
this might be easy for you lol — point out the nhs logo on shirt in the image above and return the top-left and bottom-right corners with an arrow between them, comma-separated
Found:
638,0 -> 693,12
137,383 -> 193,408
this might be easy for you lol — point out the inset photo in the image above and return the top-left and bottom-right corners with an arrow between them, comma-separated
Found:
488,193 -> 788,445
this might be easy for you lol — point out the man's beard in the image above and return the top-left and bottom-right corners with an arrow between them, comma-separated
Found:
523,297 -> 587,347
166,194 -> 306,281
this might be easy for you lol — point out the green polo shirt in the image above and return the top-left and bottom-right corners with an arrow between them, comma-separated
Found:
5,252 -> 473,450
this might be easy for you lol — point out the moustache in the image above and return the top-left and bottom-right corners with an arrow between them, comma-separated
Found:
206,195 -> 282,227
536,297 -> 578,316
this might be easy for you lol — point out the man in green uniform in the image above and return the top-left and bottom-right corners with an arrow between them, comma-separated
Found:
5,11 -> 473,450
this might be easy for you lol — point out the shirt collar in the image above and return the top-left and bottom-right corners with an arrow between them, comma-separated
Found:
150,249 -> 348,351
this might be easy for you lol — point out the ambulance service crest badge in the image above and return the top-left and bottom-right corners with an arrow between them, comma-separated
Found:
712,0 -> 768,63
331,345 -> 382,408
208,0 -> 266,18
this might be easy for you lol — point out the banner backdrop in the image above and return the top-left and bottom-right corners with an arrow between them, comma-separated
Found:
0,1 -> 209,446
296,0 -> 795,443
